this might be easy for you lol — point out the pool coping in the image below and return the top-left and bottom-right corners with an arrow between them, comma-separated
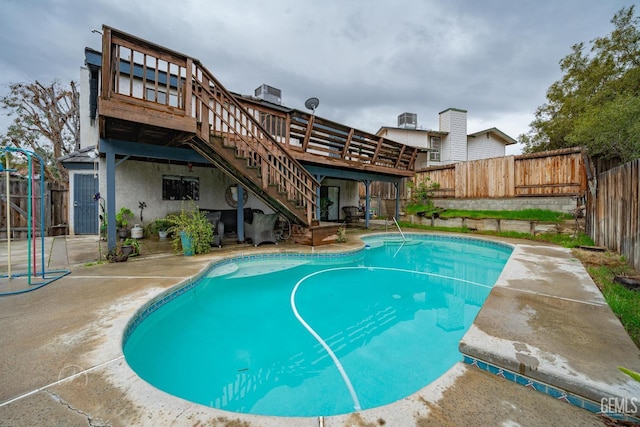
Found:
459,242 -> 640,421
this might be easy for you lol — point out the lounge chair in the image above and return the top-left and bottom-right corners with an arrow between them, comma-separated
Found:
245,212 -> 279,246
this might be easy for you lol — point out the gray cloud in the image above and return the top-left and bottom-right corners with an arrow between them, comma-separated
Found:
0,0 -> 632,152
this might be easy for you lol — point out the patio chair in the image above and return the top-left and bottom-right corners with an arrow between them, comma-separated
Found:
342,206 -> 362,224
205,211 -> 224,247
245,212 -> 279,246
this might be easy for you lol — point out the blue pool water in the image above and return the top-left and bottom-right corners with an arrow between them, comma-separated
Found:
123,234 -> 512,417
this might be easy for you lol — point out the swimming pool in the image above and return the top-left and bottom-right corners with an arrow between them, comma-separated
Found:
123,234 -> 512,417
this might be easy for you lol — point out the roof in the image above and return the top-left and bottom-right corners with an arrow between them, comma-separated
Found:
58,145 -> 98,164
375,126 -> 448,137
468,127 -> 517,145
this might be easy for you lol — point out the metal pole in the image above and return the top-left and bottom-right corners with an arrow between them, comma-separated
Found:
5,152 -> 11,279
39,155 -> 46,277
31,158 -> 37,278
27,154 -> 32,285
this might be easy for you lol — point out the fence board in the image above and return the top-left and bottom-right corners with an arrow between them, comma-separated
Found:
587,159 -> 640,271
416,147 -> 587,199
0,177 -> 68,239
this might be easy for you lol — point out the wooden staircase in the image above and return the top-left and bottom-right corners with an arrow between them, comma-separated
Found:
187,60 -> 318,226
188,134 -> 315,226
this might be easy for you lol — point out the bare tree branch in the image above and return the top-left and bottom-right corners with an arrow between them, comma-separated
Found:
0,79 -> 79,183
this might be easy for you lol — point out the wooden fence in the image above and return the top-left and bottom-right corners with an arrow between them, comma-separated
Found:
0,177 -> 68,239
586,159 -> 640,271
415,147 -> 588,199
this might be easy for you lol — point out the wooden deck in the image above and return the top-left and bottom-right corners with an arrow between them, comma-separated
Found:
97,25 -> 417,226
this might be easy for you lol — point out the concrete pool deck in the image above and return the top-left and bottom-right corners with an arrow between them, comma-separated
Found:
0,232 -> 638,426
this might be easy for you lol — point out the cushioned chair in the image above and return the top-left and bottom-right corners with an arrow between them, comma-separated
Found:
245,212 -> 279,246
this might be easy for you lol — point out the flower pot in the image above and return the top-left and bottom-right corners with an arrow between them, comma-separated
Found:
118,228 -> 129,239
158,230 -> 168,239
180,231 -> 194,256
121,245 -> 133,257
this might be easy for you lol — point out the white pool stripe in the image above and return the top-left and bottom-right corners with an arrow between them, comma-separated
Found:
370,266 -> 493,289
0,355 -> 124,407
290,268 -> 362,412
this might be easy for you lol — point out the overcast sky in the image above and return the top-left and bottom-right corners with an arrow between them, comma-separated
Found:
0,0 -> 633,154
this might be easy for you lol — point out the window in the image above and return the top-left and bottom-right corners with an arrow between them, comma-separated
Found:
162,175 -> 199,200
146,87 -> 167,104
429,136 -> 441,162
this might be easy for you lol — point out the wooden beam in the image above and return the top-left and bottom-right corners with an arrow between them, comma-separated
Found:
371,137 -> 383,164
341,128 -> 354,159
184,58 -> 192,117
101,27 -> 112,99
99,97 -> 196,133
394,145 -> 406,168
301,115 -> 315,152
292,151 -> 414,177
407,146 -> 418,169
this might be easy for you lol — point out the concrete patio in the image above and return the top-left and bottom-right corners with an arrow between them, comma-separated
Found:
0,232 -> 638,426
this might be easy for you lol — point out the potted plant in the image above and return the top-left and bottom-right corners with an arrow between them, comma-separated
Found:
122,238 -> 141,257
166,202 -> 214,256
147,218 -> 173,239
106,242 -> 129,263
116,207 -> 134,239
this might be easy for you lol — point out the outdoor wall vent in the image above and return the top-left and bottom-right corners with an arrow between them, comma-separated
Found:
255,84 -> 282,105
398,112 -> 417,129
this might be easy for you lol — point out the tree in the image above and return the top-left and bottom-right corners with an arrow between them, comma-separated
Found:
520,6 -> 640,162
0,79 -> 79,182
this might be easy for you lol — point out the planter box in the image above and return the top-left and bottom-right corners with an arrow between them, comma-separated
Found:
291,224 -> 340,246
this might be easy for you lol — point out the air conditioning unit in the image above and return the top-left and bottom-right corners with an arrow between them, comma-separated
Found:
254,84 -> 282,105
398,112 -> 417,129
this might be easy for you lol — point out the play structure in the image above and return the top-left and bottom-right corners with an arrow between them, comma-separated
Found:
1,146 -> 70,296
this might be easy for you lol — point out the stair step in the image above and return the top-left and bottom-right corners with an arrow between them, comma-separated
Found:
199,133 -> 312,227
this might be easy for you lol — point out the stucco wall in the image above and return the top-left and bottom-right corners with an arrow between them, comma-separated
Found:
96,159 -> 273,230
322,178 -> 359,221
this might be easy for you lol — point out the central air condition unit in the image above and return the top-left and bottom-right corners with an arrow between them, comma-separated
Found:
255,84 -> 282,105
398,112 -> 417,129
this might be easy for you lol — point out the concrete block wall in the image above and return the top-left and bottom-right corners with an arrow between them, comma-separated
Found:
431,197 -> 579,214
401,214 -> 583,236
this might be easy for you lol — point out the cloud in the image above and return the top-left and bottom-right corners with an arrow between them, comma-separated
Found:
0,0 -> 632,150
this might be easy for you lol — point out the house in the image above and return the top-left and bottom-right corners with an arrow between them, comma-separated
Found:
61,26 -> 419,247
376,109 -> 517,169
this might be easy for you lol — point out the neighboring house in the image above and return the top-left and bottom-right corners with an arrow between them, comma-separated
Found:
61,26 -> 418,243
377,109 -> 516,169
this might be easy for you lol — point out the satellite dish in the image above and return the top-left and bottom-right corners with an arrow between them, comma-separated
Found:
304,97 -> 320,113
